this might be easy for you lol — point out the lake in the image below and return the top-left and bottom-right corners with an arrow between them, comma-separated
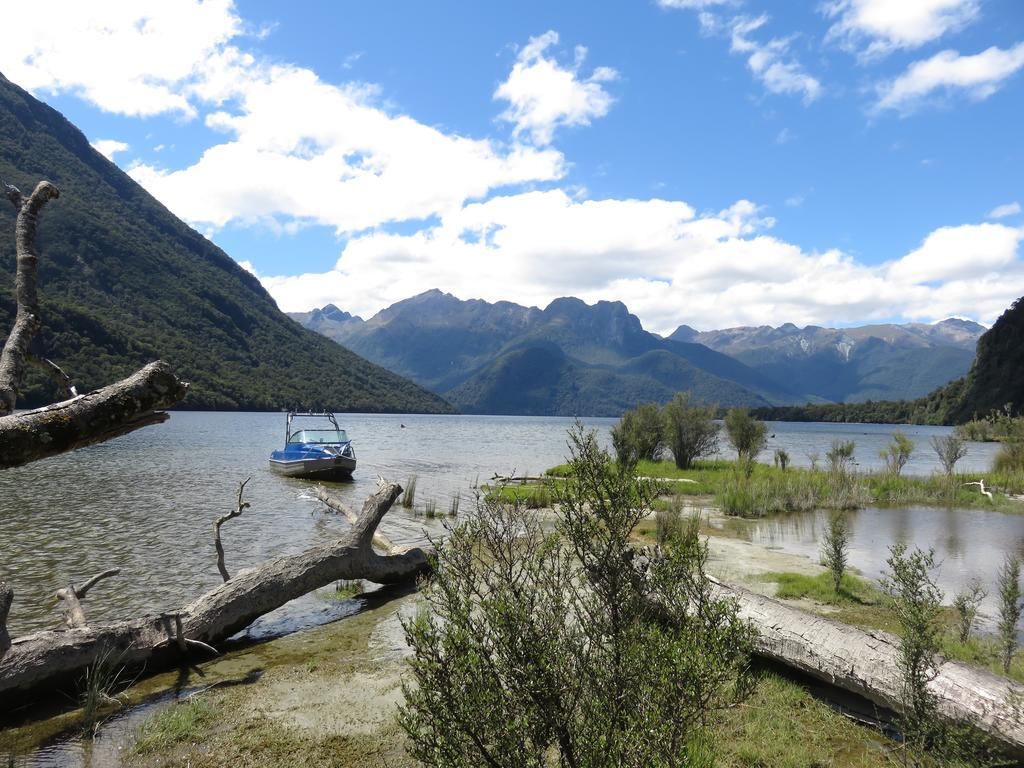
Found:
0,413 -> 1013,638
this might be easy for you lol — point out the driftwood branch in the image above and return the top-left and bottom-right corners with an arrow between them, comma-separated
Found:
214,478 -> 252,582
28,354 -> 76,399
711,578 -> 1024,757
0,481 -> 432,704
0,583 -> 11,661
0,180 -> 60,415
0,360 -> 188,469
55,569 -> 121,629
314,484 -> 403,554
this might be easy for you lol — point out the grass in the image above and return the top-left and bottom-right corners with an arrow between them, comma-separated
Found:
714,670 -> 893,768
400,475 -> 417,509
317,579 -> 362,601
546,459 -> 1024,518
133,698 -> 217,755
483,481 -> 559,509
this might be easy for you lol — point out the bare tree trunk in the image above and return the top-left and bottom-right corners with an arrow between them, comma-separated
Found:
712,578 -> 1024,756
0,482 -> 432,704
0,583 -> 11,661
0,180 -> 59,415
0,361 -> 188,469
0,180 -> 188,468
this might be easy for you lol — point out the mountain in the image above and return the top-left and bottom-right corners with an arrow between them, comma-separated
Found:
937,297 -> 1024,422
669,319 -> 984,404
291,291 -> 803,416
0,72 -> 451,413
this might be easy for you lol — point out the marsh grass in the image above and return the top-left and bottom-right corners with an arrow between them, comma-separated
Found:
318,579 -> 361,601
401,475 -> 417,508
423,498 -> 438,518
80,644 -> 131,736
132,698 -> 216,755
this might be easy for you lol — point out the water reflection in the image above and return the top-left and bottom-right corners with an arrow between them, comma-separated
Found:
742,505 -> 1024,632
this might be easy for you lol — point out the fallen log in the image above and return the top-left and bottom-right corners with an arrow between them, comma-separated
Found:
713,578 -> 1024,756
0,360 -> 188,469
0,481 -> 433,705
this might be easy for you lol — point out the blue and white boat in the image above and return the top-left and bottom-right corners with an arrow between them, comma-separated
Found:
269,412 -> 356,480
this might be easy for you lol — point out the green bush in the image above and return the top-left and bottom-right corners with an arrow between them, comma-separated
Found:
663,392 -> 720,470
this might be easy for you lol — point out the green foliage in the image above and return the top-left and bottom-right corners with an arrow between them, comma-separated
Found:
881,431 -> 915,476
723,408 -> 768,471
663,392 -> 720,470
773,447 -> 790,471
0,74 -> 451,414
931,434 -> 967,476
880,544 -> 944,762
610,401 -> 664,468
820,512 -> 851,594
655,495 -> 686,546
400,426 -> 756,767
997,555 -> 1023,674
826,439 -> 856,474
952,578 -> 986,645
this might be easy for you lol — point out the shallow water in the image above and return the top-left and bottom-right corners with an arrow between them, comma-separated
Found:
737,504 -> 1024,634
0,413 -> 1003,637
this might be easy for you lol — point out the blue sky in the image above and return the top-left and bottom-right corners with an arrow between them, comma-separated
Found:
1,0 -> 1022,333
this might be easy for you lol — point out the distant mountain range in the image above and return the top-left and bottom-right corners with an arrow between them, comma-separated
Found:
290,291 -> 982,417
669,318 -> 983,404
291,291 -> 803,416
0,72 -> 451,413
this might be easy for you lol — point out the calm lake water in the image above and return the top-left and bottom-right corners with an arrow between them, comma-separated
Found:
0,413 -> 1014,638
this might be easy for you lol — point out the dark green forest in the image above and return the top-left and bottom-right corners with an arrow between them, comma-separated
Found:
0,73 -> 452,413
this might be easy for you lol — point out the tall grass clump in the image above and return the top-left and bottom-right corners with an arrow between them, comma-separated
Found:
424,498 -> 438,518
655,495 -> 685,545
826,440 -> 855,474
401,475 -> 418,508
773,448 -> 790,471
449,494 -> 461,517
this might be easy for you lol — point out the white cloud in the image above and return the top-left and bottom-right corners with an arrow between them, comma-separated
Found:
91,139 -> 130,161
729,16 -> 823,103
494,31 -> 617,146
0,0 -> 241,117
823,0 -> 980,58
886,223 -> 1023,284
875,43 -> 1024,114
255,190 -> 1024,332
128,59 -> 564,233
989,202 -> 1021,219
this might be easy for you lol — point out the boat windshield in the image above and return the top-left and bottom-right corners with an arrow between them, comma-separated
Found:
288,429 -> 349,445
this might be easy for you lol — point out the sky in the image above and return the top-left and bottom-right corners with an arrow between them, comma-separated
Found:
0,0 -> 1022,334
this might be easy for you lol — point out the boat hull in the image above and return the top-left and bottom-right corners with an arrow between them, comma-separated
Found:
268,455 -> 356,480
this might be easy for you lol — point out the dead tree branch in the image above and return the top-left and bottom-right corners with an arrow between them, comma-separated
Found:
0,583 -> 11,661
0,180 -> 60,415
0,481 -> 432,704
54,569 -> 120,629
0,360 -> 188,470
314,484 -> 403,554
214,478 -> 252,582
28,354 -> 76,399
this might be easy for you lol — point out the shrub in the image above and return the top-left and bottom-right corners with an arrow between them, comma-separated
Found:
400,426 -> 756,766
880,544 -> 950,762
663,392 -> 719,470
773,447 -> 790,471
997,554 -> 1023,674
880,431 -> 914,476
655,495 -> 685,545
826,440 -> 855,474
611,402 -> 665,469
931,434 -> 967,477
952,577 -> 986,645
724,408 -> 768,475
820,512 -> 851,594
